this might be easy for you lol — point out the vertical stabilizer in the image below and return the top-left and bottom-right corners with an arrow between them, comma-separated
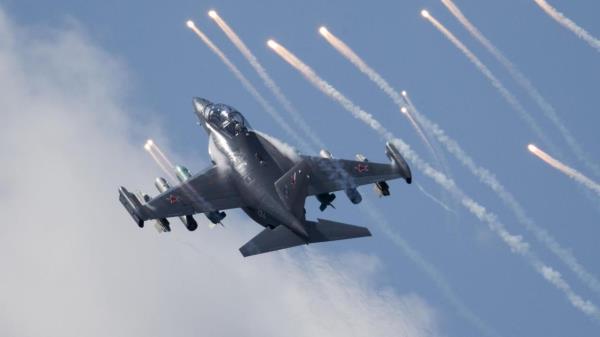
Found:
274,160 -> 312,219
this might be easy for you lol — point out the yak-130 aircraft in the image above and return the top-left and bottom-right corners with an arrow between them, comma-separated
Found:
119,98 -> 412,257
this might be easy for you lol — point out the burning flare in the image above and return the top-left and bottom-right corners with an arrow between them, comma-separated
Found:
208,11 -> 320,152
267,39 -> 600,320
186,20 -> 306,148
528,144 -> 600,196
421,9 -> 556,152
441,0 -> 600,178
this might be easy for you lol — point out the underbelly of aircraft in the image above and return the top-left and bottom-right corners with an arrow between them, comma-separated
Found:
242,207 -> 281,229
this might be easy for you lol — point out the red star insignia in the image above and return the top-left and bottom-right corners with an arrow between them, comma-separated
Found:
167,194 -> 178,204
355,163 -> 369,173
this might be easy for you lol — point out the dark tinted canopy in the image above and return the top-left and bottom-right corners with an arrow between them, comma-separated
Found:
204,104 -> 248,135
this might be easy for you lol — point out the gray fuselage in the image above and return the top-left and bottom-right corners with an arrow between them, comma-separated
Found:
204,120 -> 308,237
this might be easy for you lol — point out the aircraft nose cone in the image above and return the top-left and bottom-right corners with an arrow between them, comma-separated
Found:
193,97 -> 211,117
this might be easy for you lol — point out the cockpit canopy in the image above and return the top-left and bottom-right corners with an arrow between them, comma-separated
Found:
203,103 -> 249,135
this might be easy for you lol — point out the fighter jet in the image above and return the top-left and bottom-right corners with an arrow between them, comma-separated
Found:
119,98 -> 412,257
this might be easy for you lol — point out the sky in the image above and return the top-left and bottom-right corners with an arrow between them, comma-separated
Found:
0,0 -> 598,336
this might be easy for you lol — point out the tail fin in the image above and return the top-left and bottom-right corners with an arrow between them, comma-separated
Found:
274,159 -> 312,219
239,218 -> 371,257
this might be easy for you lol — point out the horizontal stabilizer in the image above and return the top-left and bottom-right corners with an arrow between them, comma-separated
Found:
239,219 -> 371,257
307,218 -> 371,243
274,160 -> 311,219
239,225 -> 305,257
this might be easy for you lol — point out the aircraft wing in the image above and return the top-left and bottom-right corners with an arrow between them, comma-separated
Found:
119,165 -> 243,222
304,142 -> 412,196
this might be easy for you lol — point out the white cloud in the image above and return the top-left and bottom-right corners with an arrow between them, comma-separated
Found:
0,8 -> 439,337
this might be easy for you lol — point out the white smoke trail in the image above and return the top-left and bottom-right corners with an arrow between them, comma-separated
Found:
529,144 -> 600,196
202,19 -> 495,332
404,93 -> 600,295
533,0 -> 600,53
256,38 -> 501,335
441,0 -> 600,178
361,199 -> 500,337
421,11 -> 558,153
187,19 -> 498,333
416,183 -> 456,214
318,27 -> 441,163
146,148 -> 177,183
144,139 -> 218,223
147,140 -> 176,170
185,21 -> 310,150
208,11 -> 325,151
268,39 -> 600,319
317,26 -> 457,213
317,26 -> 595,293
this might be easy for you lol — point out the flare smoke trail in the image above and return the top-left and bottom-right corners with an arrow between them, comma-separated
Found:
316,27 -> 599,296
529,144 -> 600,196
318,27 -> 439,162
268,39 -> 600,319
190,20 -> 465,312
208,11 -> 324,150
420,11 -> 557,153
203,17 -> 494,330
441,0 -> 600,178
416,183 -> 456,214
533,0 -> 600,53
186,19 -> 489,328
144,139 -> 217,217
208,13 -> 462,222
145,139 -> 178,182
361,199 -> 498,337
146,139 -> 176,170
403,92 -> 600,295
317,25 -> 455,212
185,20 -> 309,150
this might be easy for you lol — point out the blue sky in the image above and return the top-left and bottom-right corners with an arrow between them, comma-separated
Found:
3,0 -> 599,336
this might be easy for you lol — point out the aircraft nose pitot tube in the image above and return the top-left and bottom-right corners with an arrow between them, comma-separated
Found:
193,97 -> 212,115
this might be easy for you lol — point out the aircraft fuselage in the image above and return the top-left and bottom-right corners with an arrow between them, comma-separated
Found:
206,123 -> 308,238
